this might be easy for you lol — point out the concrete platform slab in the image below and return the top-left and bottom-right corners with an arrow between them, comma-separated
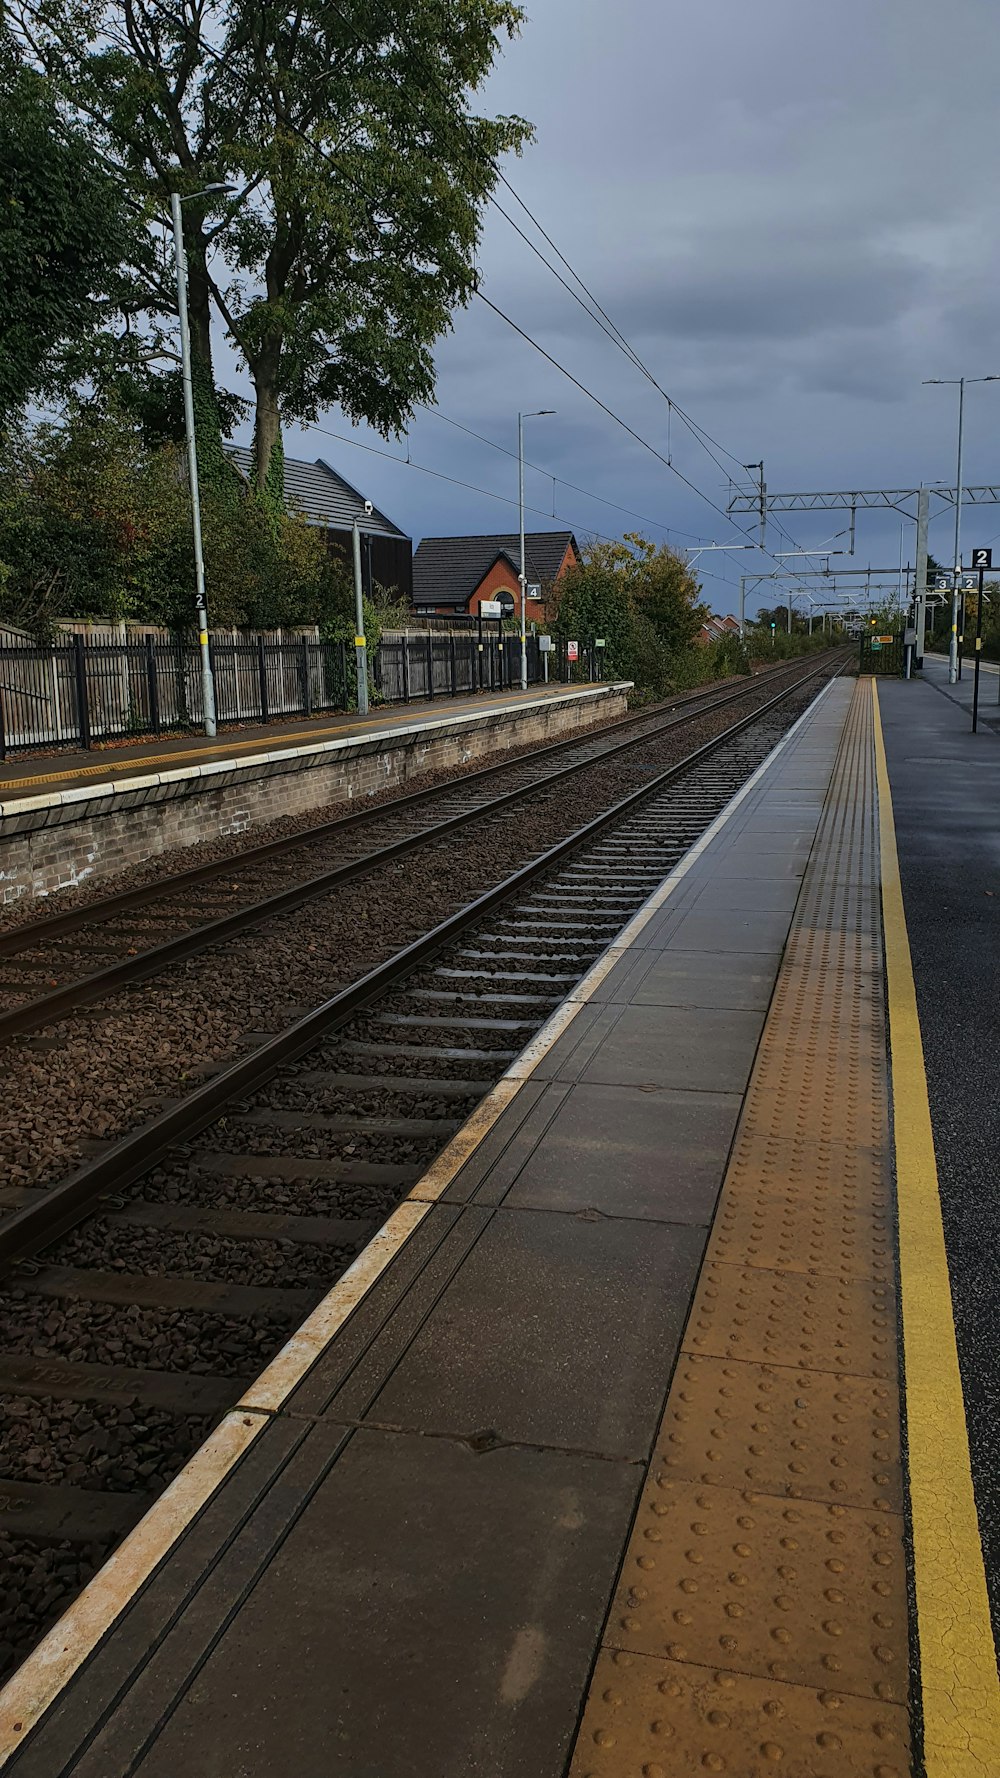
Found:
60,1427 -> 640,1778
366,1207 -> 705,1456
502,1082 -> 741,1222
577,1001 -> 765,1092
664,905 -> 795,952
622,947 -> 780,1010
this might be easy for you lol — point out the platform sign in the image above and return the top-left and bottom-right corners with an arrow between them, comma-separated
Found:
567,640 -> 579,662
526,582 -> 542,600
595,637 -> 606,648
870,639 -> 882,651
479,600 -> 503,618
877,635 -> 894,644
971,547 -> 993,571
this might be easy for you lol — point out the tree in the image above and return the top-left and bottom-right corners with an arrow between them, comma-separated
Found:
625,535 -> 707,654
0,41 -> 147,431
0,402 -> 353,634
550,540 -> 642,683
550,534 -> 707,694
11,0 -> 532,491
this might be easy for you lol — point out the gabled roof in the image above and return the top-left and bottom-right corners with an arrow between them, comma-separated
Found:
227,446 -> 407,539
412,531 -> 577,608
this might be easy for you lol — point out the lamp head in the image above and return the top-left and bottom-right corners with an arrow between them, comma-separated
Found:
182,183 -> 238,203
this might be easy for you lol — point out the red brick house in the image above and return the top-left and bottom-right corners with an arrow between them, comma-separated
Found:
696,613 -> 742,645
412,531 -> 579,617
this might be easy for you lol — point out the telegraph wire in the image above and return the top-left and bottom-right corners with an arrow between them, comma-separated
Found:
22,0 -> 782,592
292,415 -> 745,592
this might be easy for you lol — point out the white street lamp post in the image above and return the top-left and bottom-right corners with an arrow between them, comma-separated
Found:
923,375 -> 999,684
170,183 -> 234,737
352,506 -> 373,717
518,409 -> 555,691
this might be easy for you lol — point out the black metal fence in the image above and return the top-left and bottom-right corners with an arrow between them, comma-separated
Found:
0,631 -> 596,758
858,631 -> 904,675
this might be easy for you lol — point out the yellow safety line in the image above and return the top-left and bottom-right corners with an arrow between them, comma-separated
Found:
3,723 -> 363,788
872,677 -> 1000,1775
0,686 -> 581,795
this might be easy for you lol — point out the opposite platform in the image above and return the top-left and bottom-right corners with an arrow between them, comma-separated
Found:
0,680 -> 627,904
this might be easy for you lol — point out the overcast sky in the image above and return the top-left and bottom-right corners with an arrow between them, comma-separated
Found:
264,0 -> 1000,614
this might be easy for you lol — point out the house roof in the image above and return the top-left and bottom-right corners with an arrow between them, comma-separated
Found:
227,446 -> 407,539
412,531 -> 578,608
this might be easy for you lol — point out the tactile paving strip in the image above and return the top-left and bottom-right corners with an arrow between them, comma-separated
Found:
685,1261 -> 895,1376
706,1134 -> 893,1284
608,1477 -> 907,1699
570,682 -> 912,1775
657,1354 -> 901,1511
576,1651 -> 910,1778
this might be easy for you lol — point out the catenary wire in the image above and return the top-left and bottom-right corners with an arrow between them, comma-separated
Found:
19,0 -> 786,594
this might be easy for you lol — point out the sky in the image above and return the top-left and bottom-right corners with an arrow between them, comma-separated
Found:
239,0 -> 1000,617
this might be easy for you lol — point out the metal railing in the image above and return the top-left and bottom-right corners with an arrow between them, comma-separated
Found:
0,632 -> 595,758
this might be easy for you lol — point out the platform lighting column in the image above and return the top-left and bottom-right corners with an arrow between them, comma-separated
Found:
923,374 -> 1000,685
171,184 -> 234,738
913,487 -> 929,668
518,410 -> 555,691
950,380 -> 966,686
352,513 -> 369,717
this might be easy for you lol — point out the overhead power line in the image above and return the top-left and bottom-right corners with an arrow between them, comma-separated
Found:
417,408 -> 713,543
292,414 -> 744,592
37,0 -> 788,591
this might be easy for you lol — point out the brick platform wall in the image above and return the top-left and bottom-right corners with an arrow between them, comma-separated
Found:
0,687 -> 628,904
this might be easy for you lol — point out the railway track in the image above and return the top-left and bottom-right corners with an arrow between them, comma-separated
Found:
0,654 -> 844,1685
0,655 -> 834,1045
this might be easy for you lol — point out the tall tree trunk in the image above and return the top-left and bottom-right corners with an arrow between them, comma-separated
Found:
185,239 -> 215,384
251,343 -> 284,511
179,223 -> 229,483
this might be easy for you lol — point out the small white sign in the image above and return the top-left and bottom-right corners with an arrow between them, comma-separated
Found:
567,640 -> 579,662
479,601 -> 504,618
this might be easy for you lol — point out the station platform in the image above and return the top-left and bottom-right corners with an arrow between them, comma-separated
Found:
0,680 -> 627,905
1,671 -> 997,1776
916,647 -> 1000,733
0,681 -> 612,808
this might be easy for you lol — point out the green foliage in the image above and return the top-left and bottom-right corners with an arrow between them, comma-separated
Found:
743,622 -> 841,665
550,534 -> 708,695
550,540 -> 642,680
12,0 -> 533,490
628,535 -> 709,654
0,43 -> 149,430
0,403 -> 352,635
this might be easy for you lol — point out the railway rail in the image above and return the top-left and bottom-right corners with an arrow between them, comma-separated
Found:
0,652 -> 845,1686
0,655 -> 837,1046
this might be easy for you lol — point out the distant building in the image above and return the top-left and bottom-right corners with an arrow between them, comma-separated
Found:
696,613 -> 742,645
412,531 -> 579,616
227,446 -> 412,602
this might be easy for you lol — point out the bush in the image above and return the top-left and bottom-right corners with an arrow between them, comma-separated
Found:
0,402 -> 353,635
550,534 -> 706,696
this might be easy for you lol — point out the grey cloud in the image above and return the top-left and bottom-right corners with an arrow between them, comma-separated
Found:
274,0 -> 1000,612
